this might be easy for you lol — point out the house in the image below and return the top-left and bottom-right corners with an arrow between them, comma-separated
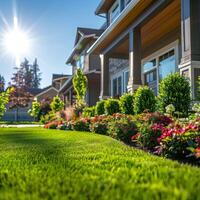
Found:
59,27 -> 104,106
35,74 -> 70,102
87,0 -> 200,99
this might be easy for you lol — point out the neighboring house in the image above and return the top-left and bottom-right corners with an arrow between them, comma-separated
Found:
87,0 -> 200,99
59,27 -> 104,106
1,88 -> 42,122
35,74 -> 70,102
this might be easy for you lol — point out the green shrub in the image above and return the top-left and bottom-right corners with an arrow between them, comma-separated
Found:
120,93 -> 134,115
108,118 -> 137,143
95,100 -> 106,115
105,99 -> 121,115
50,95 -> 64,113
134,86 -> 156,114
158,73 -> 191,116
82,106 -> 96,118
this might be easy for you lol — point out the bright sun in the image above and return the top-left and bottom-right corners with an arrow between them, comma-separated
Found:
3,17 -> 30,65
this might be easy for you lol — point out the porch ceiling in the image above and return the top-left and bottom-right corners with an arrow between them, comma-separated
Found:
90,0 -> 154,54
141,0 -> 181,50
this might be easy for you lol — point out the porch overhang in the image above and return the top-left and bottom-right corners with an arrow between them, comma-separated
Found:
88,0 -> 155,55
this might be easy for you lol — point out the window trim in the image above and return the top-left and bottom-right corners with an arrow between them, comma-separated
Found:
109,0 -> 120,24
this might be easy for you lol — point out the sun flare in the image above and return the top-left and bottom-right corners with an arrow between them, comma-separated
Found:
2,17 -> 31,66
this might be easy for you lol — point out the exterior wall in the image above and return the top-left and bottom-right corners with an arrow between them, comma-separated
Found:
87,75 -> 101,106
89,54 -> 101,71
37,89 -> 58,102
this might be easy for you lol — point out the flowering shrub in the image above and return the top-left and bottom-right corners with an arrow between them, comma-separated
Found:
108,117 -> 137,143
135,112 -> 173,149
44,121 -> 63,129
71,118 -> 91,132
157,122 -> 200,159
90,116 -> 109,135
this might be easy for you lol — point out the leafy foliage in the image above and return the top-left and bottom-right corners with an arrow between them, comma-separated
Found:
197,76 -> 200,100
95,100 -> 106,115
50,95 -> 64,113
105,99 -> 121,115
134,86 -> 156,114
82,106 -> 96,118
0,88 -> 12,118
28,101 -> 41,120
158,73 -> 191,115
72,69 -> 88,102
0,75 -> 5,92
120,93 -> 134,115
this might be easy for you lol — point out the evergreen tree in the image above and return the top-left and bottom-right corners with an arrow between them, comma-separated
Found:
32,58 -> 42,89
0,75 -> 5,92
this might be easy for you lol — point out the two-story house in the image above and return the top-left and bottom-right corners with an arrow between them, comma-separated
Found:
59,27 -> 104,106
88,0 -> 200,99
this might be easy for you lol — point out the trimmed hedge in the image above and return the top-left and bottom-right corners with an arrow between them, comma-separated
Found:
158,73 -> 191,115
105,99 -> 121,115
120,93 -> 134,115
134,86 -> 156,114
95,100 -> 106,115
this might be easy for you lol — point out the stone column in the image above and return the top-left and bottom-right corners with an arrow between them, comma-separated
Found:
179,0 -> 200,98
100,54 -> 110,99
128,27 -> 142,93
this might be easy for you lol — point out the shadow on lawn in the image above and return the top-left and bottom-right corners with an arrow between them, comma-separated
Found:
0,129 -> 68,162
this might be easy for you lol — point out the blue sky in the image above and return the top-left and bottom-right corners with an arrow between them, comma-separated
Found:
0,0 -> 104,88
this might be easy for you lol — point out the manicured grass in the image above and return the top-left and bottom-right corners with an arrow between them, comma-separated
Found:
0,128 -> 200,200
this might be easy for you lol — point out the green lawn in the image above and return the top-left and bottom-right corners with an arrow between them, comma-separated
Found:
0,128 -> 200,200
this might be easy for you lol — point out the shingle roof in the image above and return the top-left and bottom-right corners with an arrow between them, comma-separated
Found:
52,74 -> 70,81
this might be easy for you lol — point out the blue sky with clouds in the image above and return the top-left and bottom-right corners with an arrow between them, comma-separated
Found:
0,0 -> 104,88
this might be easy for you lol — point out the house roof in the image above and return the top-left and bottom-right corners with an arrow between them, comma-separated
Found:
52,74 -> 70,81
66,27 -> 104,64
26,88 -> 43,96
95,0 -> 115,15
35,86 -> 59,98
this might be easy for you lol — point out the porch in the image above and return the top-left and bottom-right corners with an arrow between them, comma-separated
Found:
90,0 -> 200,99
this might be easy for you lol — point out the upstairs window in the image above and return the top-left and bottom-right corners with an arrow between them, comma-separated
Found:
110,1 -> 120,23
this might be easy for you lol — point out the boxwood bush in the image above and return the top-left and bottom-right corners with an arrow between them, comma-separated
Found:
82,106 -> 96,118
134,86 -> 156,114
120,93 -> 134,115
158,73 -> 191,115
95,100 -> 106,115
105,99 -> 121,115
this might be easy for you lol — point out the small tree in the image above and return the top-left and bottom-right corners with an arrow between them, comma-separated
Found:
0,88 -> 12,119
28,100 -> 41,121
50,95 -> 64,113
72,69 -> 88,102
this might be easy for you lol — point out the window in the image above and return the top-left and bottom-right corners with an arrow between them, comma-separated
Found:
76,55 -> 84,69
110,2 -> 120,23
159,50 -> 175,80
142,45 -> 177,95
111,69 -> 129,97
124,71 -> 129,93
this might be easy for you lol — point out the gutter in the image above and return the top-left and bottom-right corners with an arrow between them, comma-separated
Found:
87,0 -> 140,54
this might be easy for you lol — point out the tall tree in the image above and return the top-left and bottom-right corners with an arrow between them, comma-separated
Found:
0,75 -> 5,92
32,58 -> 42,89
20,58 -> 33,88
